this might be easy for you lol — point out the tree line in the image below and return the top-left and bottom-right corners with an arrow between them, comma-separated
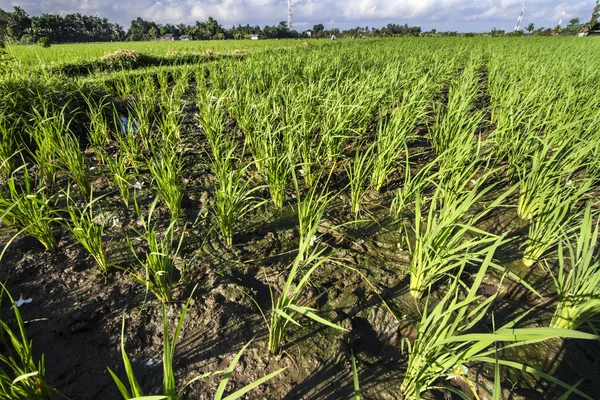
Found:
0,5 -> 597,45
0,7 -> 423,44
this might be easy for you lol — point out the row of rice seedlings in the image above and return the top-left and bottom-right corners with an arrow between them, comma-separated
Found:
545,205 -> 600,330
127,199 -> 184,302
522,177 -> 592,267
0,164 -> 58,251
400,242 -> 600,399
110,287 -> 285,399
0,285 -> 54,399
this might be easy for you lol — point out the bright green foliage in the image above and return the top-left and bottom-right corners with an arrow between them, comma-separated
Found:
546,206 -> 600,329
64,189 -> 110,272
0,164 -> 57,251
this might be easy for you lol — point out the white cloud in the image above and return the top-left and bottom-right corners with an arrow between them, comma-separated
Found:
1,0 -> 596,31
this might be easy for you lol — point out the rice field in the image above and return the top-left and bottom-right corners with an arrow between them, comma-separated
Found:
1,36 -> 600,399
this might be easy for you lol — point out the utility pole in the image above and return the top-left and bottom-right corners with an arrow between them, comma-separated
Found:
514,0 -> 527,31
288,0 -> 293,30
558,8 -> 566,27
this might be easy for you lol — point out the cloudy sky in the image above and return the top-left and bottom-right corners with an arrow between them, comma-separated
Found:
1,0 -> 595,32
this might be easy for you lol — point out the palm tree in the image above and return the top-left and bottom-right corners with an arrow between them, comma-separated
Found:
526,23 -> 535,33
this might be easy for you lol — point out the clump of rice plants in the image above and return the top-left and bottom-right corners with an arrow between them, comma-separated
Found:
407,165 -> 504,299
517,139 -> 591,221
545,205 -> 600,329
346,145 -> 373,220
127,199 -> 184,302
265,235 -> 348,355
104,150 -> 133,207
0,164 -> 58,251
212,146 -> 259,247
522,178 -> 592,267
64,189 -> 110,273
148,147 -> 185,221
400,243 -> 600,399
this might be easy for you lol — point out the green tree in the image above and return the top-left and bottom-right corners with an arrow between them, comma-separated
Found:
526,23 -> 535,33
6,6 -> 31,41
590,1 -> 600,30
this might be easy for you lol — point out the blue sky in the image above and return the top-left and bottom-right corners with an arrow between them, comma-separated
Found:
1,0 -> 595,32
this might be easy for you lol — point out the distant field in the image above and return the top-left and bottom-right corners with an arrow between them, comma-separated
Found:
6,38 -> 327,66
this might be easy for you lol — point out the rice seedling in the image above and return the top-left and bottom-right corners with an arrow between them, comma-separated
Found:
0,164 -> 58,251
522,178 -> 592,267
0,285 -> 54,399
110,286 -> 285,399
29,109 -> 61,189
212,146 -> 260,247
105,150 -> 133,207
263,144 -> 292,209
407,167 -> 505,299
128,76 -> 156,152
544,205 -> 600,329
517,137 -> 593,221
64,188 -> 110,273
82,94 -> 111,163
53,130 -> 91,197
293,167 -> 334,261
390,150 -> 435,219
127,199 -> 184,302
148,147 -> 185,221
157,87 -> 184,146
263,234 -> 348,355
400,242 -> 600,400
115,111 -> 144,174
346,145 -> 373,220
